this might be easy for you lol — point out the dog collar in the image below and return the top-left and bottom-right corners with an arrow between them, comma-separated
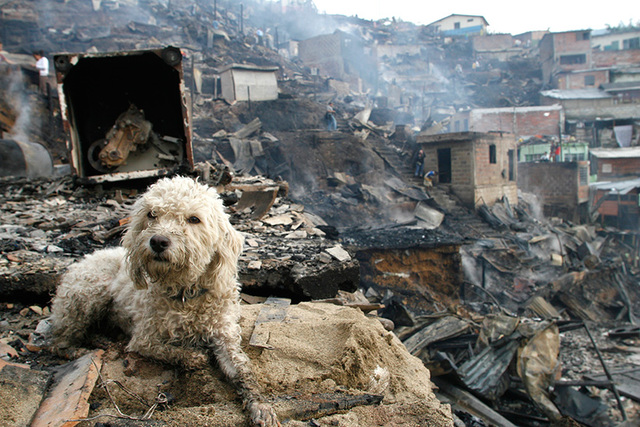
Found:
170,287 -> 209,303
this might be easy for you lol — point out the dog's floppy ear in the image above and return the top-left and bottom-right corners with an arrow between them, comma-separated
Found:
221,219 -> 244,264
204,215 -> 244,293
122,201 -> 150,290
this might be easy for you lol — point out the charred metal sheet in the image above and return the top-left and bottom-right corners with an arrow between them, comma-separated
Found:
402,316 -> 470,355
457,340 -> 519,401
54,46 -> 193,182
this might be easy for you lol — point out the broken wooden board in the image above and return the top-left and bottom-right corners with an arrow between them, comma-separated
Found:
249,297 -> 291,349
31,349 -> 104,427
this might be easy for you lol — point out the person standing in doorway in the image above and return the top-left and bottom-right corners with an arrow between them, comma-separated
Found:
33,50 -> 49,94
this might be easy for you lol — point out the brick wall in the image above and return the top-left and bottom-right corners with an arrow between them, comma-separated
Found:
558,69 -> 609,90
552,31 -> 592,65
475,184 -> 518,207
597,157 -> 640,179
593,49 -> 640,67
464,106 -> 562,137
356,245 -> 462,315
541,31 -> 592,84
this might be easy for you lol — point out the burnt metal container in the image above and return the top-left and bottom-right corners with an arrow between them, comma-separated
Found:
54,46 -> 193,183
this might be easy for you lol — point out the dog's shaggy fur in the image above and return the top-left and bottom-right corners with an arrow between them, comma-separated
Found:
50,176 -> 279,426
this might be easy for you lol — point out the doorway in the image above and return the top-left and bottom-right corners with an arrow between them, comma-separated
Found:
437,148 -> 452,183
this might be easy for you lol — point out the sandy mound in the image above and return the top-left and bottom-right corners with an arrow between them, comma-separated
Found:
82,302 -> 453,426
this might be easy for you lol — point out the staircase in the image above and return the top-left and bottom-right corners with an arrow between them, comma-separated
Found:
372,140 -> 502,239
372,142 -> 419,184
428,185 -> 501,239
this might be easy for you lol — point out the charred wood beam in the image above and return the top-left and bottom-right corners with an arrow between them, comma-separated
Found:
275,392 -> 384,421
583,322 -> 628,421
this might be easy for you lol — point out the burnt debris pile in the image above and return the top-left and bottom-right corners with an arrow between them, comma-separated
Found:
1,0 -> 640,426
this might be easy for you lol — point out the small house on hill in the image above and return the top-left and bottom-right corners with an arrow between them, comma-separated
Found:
425,14 -> 489,37
417,132 -> 517,208
218,64 -> 279,103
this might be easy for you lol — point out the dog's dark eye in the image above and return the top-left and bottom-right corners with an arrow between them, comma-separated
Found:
147,211 -> 156,220
187,216 -> 201,224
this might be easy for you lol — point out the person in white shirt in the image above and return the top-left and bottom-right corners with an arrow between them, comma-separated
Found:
33,50 -> 49,94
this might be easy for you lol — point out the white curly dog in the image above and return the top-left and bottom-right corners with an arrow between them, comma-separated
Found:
50,176 -> 279,426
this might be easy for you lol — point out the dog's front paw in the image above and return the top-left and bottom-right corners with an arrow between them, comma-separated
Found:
248,401 -> 280,427
50,344 -> 91,361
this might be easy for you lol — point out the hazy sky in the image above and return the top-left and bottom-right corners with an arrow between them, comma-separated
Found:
312,0 -> 639,35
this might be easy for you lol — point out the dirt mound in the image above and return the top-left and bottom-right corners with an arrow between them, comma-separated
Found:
83,302 -> 452,426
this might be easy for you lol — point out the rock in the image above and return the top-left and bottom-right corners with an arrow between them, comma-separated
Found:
0,362 -> 51,427
325,245 -> 351,262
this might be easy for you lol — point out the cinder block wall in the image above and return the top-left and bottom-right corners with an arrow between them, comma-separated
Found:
518,162 -> 584,221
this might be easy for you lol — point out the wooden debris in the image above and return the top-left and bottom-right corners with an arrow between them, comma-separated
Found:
31,350 -> 104,427
275,392 -> 384,421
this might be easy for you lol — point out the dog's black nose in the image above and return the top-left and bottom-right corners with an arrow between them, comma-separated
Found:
150,235 -> 171,253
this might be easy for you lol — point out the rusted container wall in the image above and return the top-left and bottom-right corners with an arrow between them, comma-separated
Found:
54,46 -> 193,183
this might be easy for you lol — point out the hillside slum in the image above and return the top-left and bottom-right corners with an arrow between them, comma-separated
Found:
1,0 -> 640,426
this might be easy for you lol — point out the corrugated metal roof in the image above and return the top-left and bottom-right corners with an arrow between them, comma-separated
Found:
590,147 -> 640,158
601,81 -> 640,92
540,89 -> 611,100
426,14 -> 489,27
590,178 -> 640,194
218,63 -> 279,73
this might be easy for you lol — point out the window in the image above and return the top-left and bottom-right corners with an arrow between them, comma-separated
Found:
508,149 -> 515,181
489,144 -> 497,164
584,75 -> 595,86
579,166 -> 588,185
577,32 -> 590,41
463,119 -> 469,131
454,22 -> 461,29
559,54 -> 586,65
623,37 -> 640,50
565,153 -> 586,162
454,121 -> 460,131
